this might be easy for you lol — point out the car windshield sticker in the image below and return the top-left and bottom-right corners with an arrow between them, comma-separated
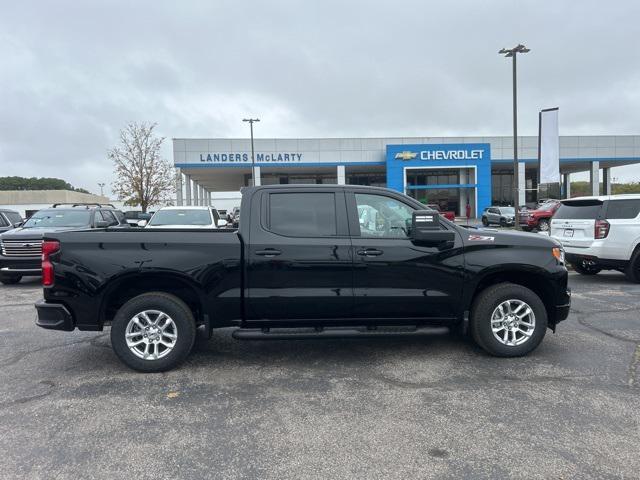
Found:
468,234 -> 495,241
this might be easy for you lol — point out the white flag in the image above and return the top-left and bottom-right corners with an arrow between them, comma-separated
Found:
539,108 -> 560,184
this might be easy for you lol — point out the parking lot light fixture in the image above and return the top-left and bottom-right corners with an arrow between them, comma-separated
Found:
242,118 -> 260,186
499,44 -> 530,230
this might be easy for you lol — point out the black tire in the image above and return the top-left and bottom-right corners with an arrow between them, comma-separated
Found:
0,275 -> 22,285
572,258 -> 602,276
481,216 -> 489,227
537,219 -> 550,232
470,282 -> 547,357
110,292 -> 196,372
624,249 -> 640,283
499,218 -> 507,227
521,226 -> 532,232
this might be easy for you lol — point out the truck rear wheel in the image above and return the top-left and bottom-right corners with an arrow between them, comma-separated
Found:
470,283 -> 547,357
110,292 -> 196,372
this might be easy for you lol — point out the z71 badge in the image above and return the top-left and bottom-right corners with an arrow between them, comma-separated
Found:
468,235 -> 495,242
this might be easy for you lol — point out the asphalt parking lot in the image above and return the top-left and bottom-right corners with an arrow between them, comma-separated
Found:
1,274 -> 639,480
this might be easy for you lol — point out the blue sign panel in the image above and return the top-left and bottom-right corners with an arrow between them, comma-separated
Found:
386,143 -> 492,215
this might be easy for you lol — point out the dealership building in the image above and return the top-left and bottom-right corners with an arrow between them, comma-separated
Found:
173,135 -> 640,217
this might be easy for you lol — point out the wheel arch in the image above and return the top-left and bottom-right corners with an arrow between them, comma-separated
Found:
99,272 -> 205,328
467,267 -> 558,326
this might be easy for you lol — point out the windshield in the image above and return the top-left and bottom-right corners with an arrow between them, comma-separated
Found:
22,209 -> 91,228
500,207 -> 515,215
148,209 -> 212,226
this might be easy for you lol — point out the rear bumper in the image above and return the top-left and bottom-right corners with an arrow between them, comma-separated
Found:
35,299 -> 74,331
565,253 -> 628,270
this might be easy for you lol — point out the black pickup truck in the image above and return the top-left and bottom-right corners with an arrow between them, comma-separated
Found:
35,185 -> 570,372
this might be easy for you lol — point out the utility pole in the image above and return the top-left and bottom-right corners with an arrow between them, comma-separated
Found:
242,118 -> 260,186
499,44 -> 530,229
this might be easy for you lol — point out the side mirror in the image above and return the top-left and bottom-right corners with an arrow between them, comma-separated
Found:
95,220 -> 109,228
13,222 -> 23,228
410,210 -> 455,249
217,219 -> 228,227
137,220 -> 148,227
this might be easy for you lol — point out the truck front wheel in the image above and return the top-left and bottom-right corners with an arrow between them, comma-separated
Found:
470,283 -> 547,357
110,292 -> 196,372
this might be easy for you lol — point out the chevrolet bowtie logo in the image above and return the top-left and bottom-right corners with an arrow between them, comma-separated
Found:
395,151 -> 417,160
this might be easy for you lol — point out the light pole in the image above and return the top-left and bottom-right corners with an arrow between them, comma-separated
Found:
499,44 -> 530,229
242,118 -> 260,186
97,182 -> 105,197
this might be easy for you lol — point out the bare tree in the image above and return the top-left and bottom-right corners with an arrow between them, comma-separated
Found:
109,122 -> 175,213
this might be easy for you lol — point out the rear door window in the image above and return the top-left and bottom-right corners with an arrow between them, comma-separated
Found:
268,192 -> 337,237
0,214 -> 9,227
605,199 -> 640,219
554,200 -> 604,220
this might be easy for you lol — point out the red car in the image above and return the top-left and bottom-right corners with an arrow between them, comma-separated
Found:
519,200 -> 561,232
426,204 -> 456,221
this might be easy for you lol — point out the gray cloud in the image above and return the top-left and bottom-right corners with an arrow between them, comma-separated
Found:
1,0 -> 639,192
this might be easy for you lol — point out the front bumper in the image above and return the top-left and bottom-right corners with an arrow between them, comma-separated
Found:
35,299 -> 74,331
553,286 -> 571,325
0,256 -> 41,276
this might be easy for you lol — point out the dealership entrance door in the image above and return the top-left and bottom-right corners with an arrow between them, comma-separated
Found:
404,167 -> 477,218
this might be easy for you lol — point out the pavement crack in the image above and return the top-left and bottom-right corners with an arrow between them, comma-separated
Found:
628,344 -> 640,388
575,313 -> 638,344
0,337 -> 101,369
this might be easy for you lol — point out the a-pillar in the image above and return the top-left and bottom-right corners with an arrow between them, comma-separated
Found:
590,161 -> 600,196
185,175 -> 192,206
518,163 -> 526,207
176,169 -> 183,206
602,167 -> 612,195
562,173 -> 571,199
337,165 -> 346,185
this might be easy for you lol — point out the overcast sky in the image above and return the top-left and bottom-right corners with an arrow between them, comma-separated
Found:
1,0 -> 639,195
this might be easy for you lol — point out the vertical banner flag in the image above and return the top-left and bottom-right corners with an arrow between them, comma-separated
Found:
539,107 -> 560,184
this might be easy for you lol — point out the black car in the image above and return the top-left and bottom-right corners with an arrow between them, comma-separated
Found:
0,209 -> 23,233
35,185 -> 570,372
0,203 -> 127,284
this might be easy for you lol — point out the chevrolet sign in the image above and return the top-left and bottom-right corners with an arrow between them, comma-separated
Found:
395,151 -> 418,160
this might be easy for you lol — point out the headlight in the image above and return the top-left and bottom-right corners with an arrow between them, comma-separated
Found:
552,247 -> 565,264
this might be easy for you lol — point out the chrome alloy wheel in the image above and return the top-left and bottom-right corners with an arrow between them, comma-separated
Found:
490,299 -> 536,346
125,310 -> 178,360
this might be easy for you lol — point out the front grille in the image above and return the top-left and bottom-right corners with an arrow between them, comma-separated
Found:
1,239 -> 43,257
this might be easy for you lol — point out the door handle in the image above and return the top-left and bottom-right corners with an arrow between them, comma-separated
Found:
357,248 -> 383,257
255,249 -> 282,257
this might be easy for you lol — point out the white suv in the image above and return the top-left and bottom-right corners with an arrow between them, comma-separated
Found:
550,194 -> 640,282
143,206 -> 227,229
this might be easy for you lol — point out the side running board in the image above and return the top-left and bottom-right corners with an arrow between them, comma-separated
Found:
231,326 -> 449,340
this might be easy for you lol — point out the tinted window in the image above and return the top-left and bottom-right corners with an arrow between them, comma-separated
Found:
606,199 -> 640,219
500,207 -> 515,215
22,209 -> 92,228
0,214 -> 8,227
148,209 -> 213,226
554,201 -> 604,220
5,212 -> 22,224
100,210 -> 118,226
269,192 -> 336,237
355,193 -> 414,238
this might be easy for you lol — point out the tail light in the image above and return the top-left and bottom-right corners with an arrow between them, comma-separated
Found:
42,240 -> 60,287
595,220 -> 610,239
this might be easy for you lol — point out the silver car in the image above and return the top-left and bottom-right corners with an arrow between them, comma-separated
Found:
482,206 -> 516,227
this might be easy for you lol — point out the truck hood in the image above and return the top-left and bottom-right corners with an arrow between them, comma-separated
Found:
0,226 -> 87,239
465,227 -> 561,248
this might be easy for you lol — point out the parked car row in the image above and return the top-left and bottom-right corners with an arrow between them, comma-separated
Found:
0,203 -> 229,284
